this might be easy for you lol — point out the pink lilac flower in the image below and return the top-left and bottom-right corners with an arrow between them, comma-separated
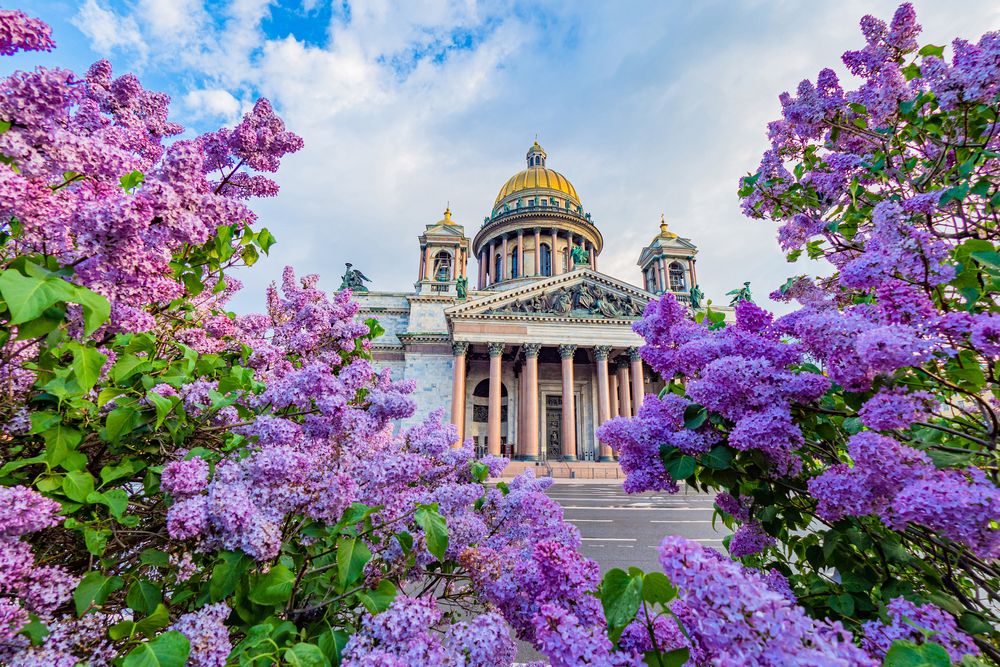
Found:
861,597 -> 978,662
170,603 -> 232,667
4,614 -> 114,666
0,10 -> 55,55
0,485 -> 62,537
160,457 -> 210,498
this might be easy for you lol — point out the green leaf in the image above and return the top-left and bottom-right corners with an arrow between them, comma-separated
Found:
600,568 -> 642,630
827,593 -> 855,617
120,169 -> 145,192
146,391 -> 175,429
256,228 -> 276,253
641,571 -> 677,606
286,642 -> 330,667
882,639 -> 951,667
248,563 -> 295,606
74,571 -> 123,615
241,244 -> 260,266
210,551 -> 251,603
470,461 -> 490,483
683,404 -> 708,429
140,549 -> 170,567
43,423 -> 83,469
357,579 -> 397,615
0,268 -> 70,325
73,285 -> 110,335
701,445 -> 732,470
133,603 -> 171,637
970,250 -> 1000,269
84,528 -> 110,556
664,455 -> 696,481
111,354 -> 154,383
122,630 -> 190,667
62,470 -> 95,502
337,536 -> 373,591
88,488 -> 128,518
415,505 -> 449,561
918,44 -> 945,58
647,647 -> 690,667
126,580 -> 163,615
106,406 -> 139,442
68,341 -> 107,391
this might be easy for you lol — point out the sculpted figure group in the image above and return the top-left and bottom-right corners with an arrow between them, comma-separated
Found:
489,283 -> 645,318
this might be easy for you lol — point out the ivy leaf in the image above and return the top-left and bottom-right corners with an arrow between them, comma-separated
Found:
122,630 -> 190,667
415,504 -> 449,562
336,536 -> 372,591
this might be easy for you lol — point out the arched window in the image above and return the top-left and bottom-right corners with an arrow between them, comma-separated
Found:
510,247 -> 518,278
472,379 -> 507,423
495,254 -> 503,282
539,243 -> 552,276
433,250 -> 452,282
669,262 -> 686,291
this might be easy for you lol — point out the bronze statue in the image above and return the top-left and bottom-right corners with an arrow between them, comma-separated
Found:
456,275 -> 468,299
571,283 -> 595,311
339,263 -> 371,292
690,284 -> 704,309
726,281 -> 752,306
571,244 -> 589,266
549,288 -> 573,314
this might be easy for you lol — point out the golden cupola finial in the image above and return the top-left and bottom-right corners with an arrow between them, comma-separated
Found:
659,213 -> 678,239
443,204 -> 452,222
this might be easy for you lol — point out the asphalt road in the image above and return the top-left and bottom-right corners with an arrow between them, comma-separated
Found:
546,481 -> 729,574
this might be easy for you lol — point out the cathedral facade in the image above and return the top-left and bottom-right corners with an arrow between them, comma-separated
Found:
355,143 -> 703,466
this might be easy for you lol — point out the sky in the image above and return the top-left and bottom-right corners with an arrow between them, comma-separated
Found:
11,0 -> 1000,313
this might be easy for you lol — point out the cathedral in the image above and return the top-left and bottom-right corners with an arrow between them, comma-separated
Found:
354,142 -> 705,472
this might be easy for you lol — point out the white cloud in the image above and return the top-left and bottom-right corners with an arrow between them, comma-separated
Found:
183,88 -> 243,122
59,0 -> 1000,314
70,0 -> 148,60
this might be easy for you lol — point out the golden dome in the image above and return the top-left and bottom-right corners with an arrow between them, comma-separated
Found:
493,167 -> 580,207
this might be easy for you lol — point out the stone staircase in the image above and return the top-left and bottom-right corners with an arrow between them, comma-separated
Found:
500,460 -> 624,480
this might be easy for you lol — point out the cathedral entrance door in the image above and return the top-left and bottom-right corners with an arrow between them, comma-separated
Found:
544,395 -> 562,461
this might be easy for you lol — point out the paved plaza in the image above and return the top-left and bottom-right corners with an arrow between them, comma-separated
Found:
546,481 -> 729,573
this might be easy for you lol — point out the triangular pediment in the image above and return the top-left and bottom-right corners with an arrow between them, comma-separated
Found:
422,223 -> 467,238
446,268 -> 654,322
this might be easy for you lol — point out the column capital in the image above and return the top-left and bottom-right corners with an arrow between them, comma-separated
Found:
452,341 -> 470,356
522,342 -> 543,358
487,342 -> 505,357
593,345 -> 613,360
517,229 -> 524,237
558,344 -> 577,359
628,346 -> 642,362
614,355 -> 630,370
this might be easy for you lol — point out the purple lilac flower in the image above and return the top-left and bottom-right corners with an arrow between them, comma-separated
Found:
160,457 -> 210,498
861,597 -> 978,662
0,10 -> 55,56
970,313 -> 1000,357
0,485 -> 61,537
658,536 -> 876,665
859,387 -> 933,430
170,603 -> 232,667
729,522 -> 777,558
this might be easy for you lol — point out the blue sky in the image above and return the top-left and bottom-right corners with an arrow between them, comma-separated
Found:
11,0 -> 1000,312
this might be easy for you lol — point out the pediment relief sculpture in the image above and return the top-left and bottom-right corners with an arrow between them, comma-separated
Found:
484,283 -> 646,318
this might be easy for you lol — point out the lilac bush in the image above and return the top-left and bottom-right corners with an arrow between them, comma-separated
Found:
600,2 -> 1000,662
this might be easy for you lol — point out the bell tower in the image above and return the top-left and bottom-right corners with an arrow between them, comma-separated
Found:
416,206 -> 472,296
637,214 -> 699,300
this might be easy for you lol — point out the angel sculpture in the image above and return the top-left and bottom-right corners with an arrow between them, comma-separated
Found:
339,263 -> 371,292
726,281 -> 752,306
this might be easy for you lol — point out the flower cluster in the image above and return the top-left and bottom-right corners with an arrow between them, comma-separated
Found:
342,596 -> 515,667
170,603 -> 232,667
861,597 -> 980,662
